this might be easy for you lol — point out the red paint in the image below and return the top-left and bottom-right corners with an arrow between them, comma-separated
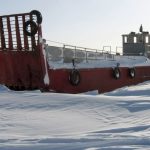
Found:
0,11 -> 150,93
0,11 -> 47,90
48,67 -> 150,94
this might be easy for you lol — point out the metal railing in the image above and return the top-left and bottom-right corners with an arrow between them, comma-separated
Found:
45,40 -> 146,63
0,12 -> 39,51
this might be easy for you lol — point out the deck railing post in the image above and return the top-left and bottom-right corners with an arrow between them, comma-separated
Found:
22,15 -> 29,50
85,48 -> 88,63
15,16 -> 22,50
95,49 -> 97,60
75,46 -> 76,60
63,45 -> 65,63
7,17 -> 13,49
0,17 -> 6,49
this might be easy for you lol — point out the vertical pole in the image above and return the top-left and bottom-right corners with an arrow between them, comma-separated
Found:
15,16 -> 22,50
0,17 -> 6,49
7,17 -> 13,50
30,14 -> 36,51
96,49 -> 97,60
85,48 -> 88,63
75,46 -> 76,60
22,15 -> 29,50
63,45 -> 65,63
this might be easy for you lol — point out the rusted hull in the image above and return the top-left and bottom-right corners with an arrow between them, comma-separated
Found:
48,66 -> 150,94
0,50 -> 44,90
1,10 -> 150,94
0,10 -> 48,91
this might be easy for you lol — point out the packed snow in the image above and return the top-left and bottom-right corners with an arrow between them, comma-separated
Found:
0,82 -> 150,149
45,45 -> 150,69
48,54 -> 150,70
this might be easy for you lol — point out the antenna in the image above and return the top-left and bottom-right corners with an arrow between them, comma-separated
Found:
139,24 -> 143,33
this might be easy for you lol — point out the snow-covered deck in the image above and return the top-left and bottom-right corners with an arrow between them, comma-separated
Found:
45,45 -> 150,69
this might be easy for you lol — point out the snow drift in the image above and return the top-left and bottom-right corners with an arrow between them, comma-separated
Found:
0,82 -> 150,149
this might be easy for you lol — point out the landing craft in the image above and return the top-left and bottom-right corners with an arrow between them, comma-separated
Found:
0,10 -> 150,93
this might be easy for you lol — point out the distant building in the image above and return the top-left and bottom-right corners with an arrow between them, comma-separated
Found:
122,25 -> 150,57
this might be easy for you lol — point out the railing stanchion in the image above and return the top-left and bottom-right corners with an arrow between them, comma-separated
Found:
75,46 -> 76,60
63,44 -> 65,63
96,49 -> 97,60
85,48 -> 88,63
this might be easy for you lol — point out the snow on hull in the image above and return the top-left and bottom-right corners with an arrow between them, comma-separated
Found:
47,54 -> 150,94
0,82 -> 150,149
48,55 -> 150,69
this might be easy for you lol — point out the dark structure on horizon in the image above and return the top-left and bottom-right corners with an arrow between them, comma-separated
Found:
122,25 -> 150,57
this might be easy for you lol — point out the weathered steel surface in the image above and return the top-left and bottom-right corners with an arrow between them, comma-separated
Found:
0,11 -> 150,94
0,11 -> 48,91
48,66 -> 150,94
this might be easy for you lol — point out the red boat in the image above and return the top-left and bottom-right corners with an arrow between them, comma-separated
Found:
0,10 -> 150,94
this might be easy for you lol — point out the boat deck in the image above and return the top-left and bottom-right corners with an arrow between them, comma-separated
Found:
45,45 -> 150,69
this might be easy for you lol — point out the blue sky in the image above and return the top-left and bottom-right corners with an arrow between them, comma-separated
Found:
0,0 -> 150,52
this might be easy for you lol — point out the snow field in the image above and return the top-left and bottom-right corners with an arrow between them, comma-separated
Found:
0,82 -> 150,149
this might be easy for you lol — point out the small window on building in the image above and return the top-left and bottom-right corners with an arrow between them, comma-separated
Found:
145,36 -> 149,43
124,36 -> 127,43
134,37 -> 137,43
